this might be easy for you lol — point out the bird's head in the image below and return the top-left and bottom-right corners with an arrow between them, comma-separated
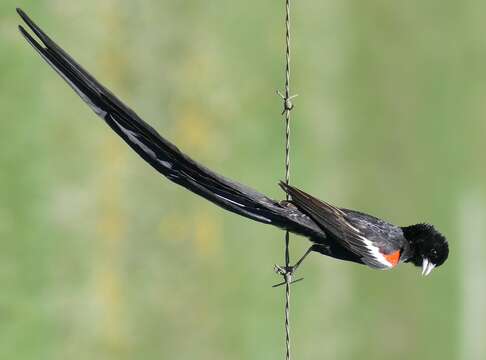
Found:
402,223 -> 449,276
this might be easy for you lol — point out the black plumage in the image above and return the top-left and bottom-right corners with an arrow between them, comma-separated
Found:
16,8 -> 448,275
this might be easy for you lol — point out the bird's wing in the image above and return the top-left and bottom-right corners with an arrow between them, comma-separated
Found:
16,8 -> 324,239
280,182 -> 400,269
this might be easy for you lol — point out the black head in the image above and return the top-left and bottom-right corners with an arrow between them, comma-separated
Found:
401,223 -> 449,276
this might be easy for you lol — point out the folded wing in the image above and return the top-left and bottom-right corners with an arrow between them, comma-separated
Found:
280,182 -> 400,269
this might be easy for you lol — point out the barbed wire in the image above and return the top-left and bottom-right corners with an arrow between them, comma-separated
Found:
275,1 -> 298,359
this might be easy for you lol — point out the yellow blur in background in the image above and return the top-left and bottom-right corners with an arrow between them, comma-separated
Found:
1,1 -> 485,359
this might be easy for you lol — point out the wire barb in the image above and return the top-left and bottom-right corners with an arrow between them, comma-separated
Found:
277,90 -> 298,115
273,264 -> 304,288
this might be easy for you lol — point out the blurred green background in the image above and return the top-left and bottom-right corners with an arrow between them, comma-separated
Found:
1,0 -> 485,359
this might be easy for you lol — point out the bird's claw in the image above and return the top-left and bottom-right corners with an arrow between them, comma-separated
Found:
272,264 -> 304,288
274,264 -> 293,275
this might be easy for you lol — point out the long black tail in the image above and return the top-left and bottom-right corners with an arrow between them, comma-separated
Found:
17,8 -> 324,240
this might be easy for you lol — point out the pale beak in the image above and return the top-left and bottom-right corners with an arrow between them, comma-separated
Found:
421,258 -> 436,276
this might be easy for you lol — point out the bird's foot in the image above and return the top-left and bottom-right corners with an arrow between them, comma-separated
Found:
272,264 -> 304,288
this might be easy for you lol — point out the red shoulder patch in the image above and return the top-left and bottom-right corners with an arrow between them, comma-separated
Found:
384,250 -> 401,267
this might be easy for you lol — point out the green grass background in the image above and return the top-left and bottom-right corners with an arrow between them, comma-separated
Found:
1,1 -> 485,359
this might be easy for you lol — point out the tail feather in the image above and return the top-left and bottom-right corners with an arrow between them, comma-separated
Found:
17,8 -> 324,239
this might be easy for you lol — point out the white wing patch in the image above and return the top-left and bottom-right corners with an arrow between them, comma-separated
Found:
342,219 -> 393,269
358,235 -> 394,269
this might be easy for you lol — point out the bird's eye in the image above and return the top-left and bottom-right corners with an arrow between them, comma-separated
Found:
430,249 -> 438,260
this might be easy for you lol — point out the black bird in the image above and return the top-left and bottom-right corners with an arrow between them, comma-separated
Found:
16,9 -> 449,276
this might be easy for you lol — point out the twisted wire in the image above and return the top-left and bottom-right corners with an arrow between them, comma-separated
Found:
282,1 -> 293,359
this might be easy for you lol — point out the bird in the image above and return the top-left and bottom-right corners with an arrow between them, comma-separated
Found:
16,8 -> 448,276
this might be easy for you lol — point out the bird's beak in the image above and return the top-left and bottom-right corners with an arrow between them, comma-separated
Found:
422,258 -> 435,276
